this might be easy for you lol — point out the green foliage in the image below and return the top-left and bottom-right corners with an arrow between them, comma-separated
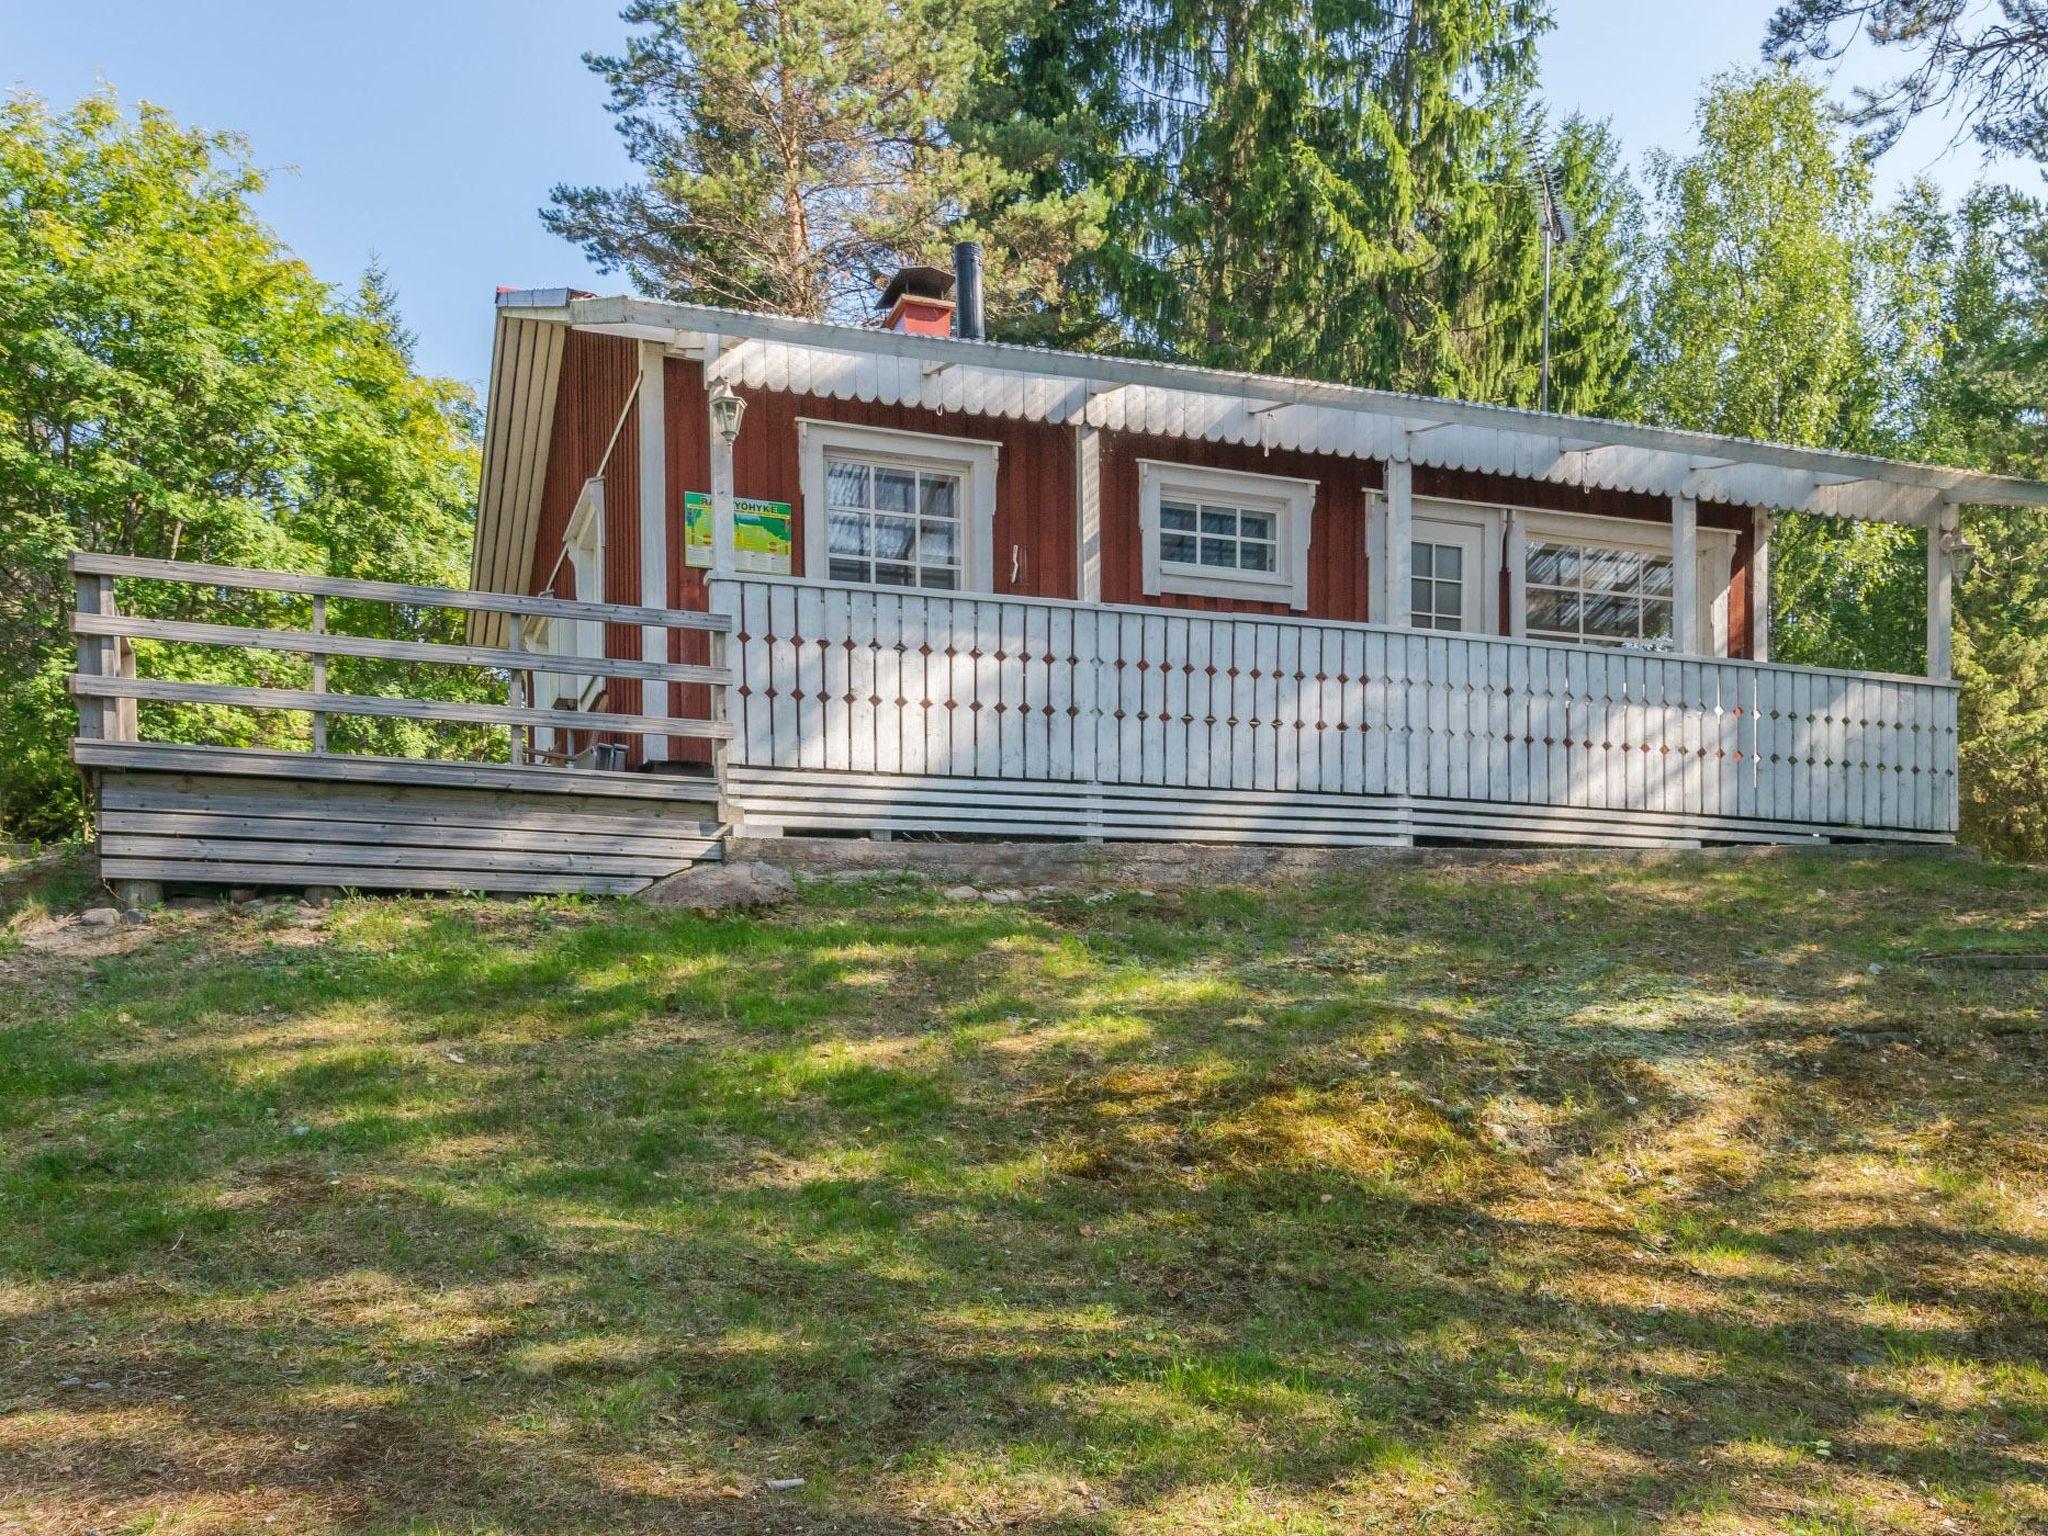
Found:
1916,191 -> 2048,861
0,90 -> 484,841
1515,113 -> 1646,416
1638,68 -> 2048,858
1086,0 -> 1570,391
1642,68 -> 1874,448
1637,69 -> 1927,677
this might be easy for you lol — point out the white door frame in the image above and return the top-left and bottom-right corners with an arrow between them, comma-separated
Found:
1371,496 -> 1504,633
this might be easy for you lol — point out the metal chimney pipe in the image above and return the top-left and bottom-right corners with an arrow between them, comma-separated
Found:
952,241 -> 984,341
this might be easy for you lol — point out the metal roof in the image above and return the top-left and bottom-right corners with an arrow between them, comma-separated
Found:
472,288 -> 2048,606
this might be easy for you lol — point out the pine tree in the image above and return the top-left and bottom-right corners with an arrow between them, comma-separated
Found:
547,0 -> 1102,329
949,0 -> 1124,346
1502,114 -> 1645,417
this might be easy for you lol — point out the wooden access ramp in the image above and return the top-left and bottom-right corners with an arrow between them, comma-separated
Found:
68,553 -> 733,901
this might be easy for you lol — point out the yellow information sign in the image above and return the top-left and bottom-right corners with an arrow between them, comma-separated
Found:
682,491 -> 793,574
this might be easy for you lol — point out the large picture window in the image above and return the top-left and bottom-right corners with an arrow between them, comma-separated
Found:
799,419 -> 999,592
1140,460 -> 1315,609
824,454 -> 963,590
1524,538 -> 1675,649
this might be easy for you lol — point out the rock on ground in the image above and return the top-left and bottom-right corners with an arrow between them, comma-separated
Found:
641,860 -> 796,913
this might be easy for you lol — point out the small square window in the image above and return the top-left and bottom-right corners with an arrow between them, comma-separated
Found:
1142,462 -> 1311,609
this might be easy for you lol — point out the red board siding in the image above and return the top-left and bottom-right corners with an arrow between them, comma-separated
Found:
1097,432 -> 1378,622
529,329 -> 645,759
670,380 -> 1078,599
531,345 -> 1762,728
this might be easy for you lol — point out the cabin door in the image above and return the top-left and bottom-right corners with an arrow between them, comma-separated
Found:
1408,516 -> 1489,633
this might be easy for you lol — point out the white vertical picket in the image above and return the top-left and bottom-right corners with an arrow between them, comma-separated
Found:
790,585 -> 823,770
1187,610 -> 1212,786
770,581 -> 798,770
1274,621 -> 1302,793
932,597 -> 964,775
875,592 -> 905,775
1359,630 -> 1386,796
1328,628 -> 1352,794
997,600 -> 1027,781
1681,659 -> 1705,818
1161,613 -> 1191,787
1022,602 -> 1051,781
1139,611 -> 1167,784
1442,638 -> 1469,801
846,589 -> 876,774
1046,605 -> 1074,782
1406,631 -> 1433,797
1326,629 -> 1352,795
1093,608 -> 1120,784
735,582 -> 769,767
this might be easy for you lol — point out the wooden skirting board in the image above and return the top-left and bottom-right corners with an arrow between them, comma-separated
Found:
83,743 -> 722,896
726,765 -> 1955,851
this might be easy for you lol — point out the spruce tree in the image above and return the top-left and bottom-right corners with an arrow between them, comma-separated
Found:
1073,0 -> 1584,397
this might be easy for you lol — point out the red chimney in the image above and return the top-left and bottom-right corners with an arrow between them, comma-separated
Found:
876,264 -> 956,336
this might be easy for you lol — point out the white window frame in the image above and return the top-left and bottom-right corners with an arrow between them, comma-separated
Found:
562,477 -> 605,666
524,478 -> 607,755
1139,460 -> 1315,610
1513,508 -> 1735,655
798,418 -> 999,593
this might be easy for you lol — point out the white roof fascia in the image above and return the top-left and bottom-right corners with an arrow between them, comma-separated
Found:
551,294 -> 2048,517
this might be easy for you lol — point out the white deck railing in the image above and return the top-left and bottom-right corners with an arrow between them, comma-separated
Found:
712,575 -> 1957,837
69,552 -> 733,764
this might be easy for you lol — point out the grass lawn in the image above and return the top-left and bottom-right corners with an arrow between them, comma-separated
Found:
1,853 -> 2044,1534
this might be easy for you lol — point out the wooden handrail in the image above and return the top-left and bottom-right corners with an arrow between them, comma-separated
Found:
71,674 -> 733,741
72,611 -> 732,689
71,551 -> 731,632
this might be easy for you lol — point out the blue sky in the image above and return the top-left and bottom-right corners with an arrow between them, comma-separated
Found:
9,0 -> 2035,391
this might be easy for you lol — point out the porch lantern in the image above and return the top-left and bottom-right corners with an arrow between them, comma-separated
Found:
709,380 -> 747,445
1940,523 -> 1976,577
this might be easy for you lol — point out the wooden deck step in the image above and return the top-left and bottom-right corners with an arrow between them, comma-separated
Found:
84,743 -> 723,897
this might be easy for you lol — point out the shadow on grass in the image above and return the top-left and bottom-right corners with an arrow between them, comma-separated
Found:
1,854 -> 2044,1533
